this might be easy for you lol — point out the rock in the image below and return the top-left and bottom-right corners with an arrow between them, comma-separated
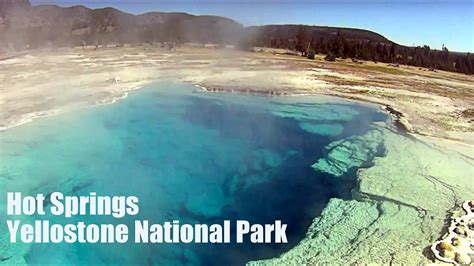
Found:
441,249 -> 455,260
439,241 -> 454,252
454,252 -> 471,264
312,128 -> 383,177
451,236 -> 463,247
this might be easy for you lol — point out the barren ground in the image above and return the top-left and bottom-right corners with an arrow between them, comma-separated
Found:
1,45 -> 473,143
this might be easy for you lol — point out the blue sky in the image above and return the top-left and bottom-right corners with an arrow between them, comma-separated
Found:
30,0 -> 474,52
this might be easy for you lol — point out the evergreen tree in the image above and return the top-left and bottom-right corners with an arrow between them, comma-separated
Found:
295,26 -> 308,56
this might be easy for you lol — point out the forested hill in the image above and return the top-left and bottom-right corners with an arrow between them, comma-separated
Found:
242,25 -> 473,74
1,0 -> 472,74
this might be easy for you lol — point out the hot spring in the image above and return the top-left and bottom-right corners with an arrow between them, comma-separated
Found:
0,82 -> 390,265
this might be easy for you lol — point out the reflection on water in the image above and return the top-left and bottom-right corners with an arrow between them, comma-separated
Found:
0,82 -> 388,265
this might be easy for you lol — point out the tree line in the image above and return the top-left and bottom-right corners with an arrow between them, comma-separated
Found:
247,26 -> 473,75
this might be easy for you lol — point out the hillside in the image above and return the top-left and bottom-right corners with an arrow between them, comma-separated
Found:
0,1 -> 393,50
246,24 -> 390,46
0,0 -> 244,48
0,0 -> 472,74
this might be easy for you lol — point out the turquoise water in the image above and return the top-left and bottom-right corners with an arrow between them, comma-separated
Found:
0,82 -> 388,265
